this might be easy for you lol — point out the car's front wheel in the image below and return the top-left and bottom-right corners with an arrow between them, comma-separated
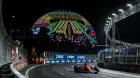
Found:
74,66 -> 78,72
78,67 -> 83,73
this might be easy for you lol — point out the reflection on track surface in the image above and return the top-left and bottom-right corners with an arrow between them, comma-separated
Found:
28,64 -> 140,78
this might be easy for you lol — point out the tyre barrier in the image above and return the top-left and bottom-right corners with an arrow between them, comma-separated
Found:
0,62 -> 14,78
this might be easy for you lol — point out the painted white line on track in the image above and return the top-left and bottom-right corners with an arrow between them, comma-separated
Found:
72,65 -> 74,68
100,73 -> 120,78
43,72 -> 48,75
102,75 -> 108,78
53,66 -> 55,71
100,68 -> 140,78
25,64 -> 48,78
60,72 -> 64,75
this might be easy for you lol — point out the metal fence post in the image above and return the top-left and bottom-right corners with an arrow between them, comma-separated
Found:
136,47 -> 138,64
0,35 -> 2,64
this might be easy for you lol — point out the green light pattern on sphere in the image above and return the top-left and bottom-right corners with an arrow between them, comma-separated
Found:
32,10 -> 97,46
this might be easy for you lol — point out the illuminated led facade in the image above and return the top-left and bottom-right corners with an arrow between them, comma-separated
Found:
32,10 -> 97,46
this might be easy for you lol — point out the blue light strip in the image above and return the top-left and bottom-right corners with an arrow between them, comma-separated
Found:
45,26 -> 52,35
56,54 -> 58,59
66,55 -> 68,59
77,55 -> 80,59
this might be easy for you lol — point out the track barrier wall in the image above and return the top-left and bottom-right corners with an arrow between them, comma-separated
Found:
98,63 -> 140,74
98,47 -> 140,73
10,61 -> 27,78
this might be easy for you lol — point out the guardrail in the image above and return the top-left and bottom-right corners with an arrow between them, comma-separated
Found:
10,61 -> 27,78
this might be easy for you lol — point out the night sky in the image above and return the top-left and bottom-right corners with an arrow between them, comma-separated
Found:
1,0 -> 140,54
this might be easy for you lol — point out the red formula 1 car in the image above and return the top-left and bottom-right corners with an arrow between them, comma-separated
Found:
74,62 -> 99,73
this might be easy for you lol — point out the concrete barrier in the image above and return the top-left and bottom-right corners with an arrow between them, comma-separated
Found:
98,62 -> 140,74
10,61 -> 27,78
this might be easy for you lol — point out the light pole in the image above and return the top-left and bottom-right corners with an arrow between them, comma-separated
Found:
16,30 -> 23,45
127,4 -> 132,8
118,9 -> 124,13
10,29 -> 14,38
17,30 -> 19,38
24,32 -> 26,38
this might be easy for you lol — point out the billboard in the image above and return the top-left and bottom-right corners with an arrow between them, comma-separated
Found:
77,55 -> 86,60
46,60 -> 51,63
51,60 -> 55,63
66,60 -> 70,63
82,60 -> 86,62
71,60 -> 75,62
67,55 -> 75,59
61,60 -> 65,63
54,54 -> 64,59
55,60 -> 60,63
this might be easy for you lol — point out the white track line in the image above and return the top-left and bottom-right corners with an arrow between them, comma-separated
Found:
100,68 -> 140,78
53,66 -> 56,71
102,75 -> 108,78
60,72 -> 65,75
72,65 -> 74,68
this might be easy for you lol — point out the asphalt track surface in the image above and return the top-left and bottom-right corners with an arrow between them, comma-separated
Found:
27,64 -> 140,78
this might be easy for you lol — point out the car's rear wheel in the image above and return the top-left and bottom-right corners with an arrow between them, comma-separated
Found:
94,66 -> 99,72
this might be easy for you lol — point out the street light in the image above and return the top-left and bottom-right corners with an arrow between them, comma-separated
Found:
104,25 -> 107,28
106,21 -> 110,23
17,30 -> 19,38
112,13 -> 117,17
127,4 -> 132,8
118,9 -> 124,12
104,27 -> 106,30
108,17 -> 112,20
105,24 -> 109,25
10,29 -> 14,38
104,29 -> 106,32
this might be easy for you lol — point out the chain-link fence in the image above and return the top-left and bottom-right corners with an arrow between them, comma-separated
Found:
0,0 -> 28,65
98,47 -> 140,64
98,47 -> 140,73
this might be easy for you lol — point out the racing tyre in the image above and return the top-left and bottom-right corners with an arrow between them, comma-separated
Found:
78,67 -> 82,73
94,66 -> 99,72
74,66 -> 78,72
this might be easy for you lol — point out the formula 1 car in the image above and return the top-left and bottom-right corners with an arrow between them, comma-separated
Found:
74,63 -> 99,73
